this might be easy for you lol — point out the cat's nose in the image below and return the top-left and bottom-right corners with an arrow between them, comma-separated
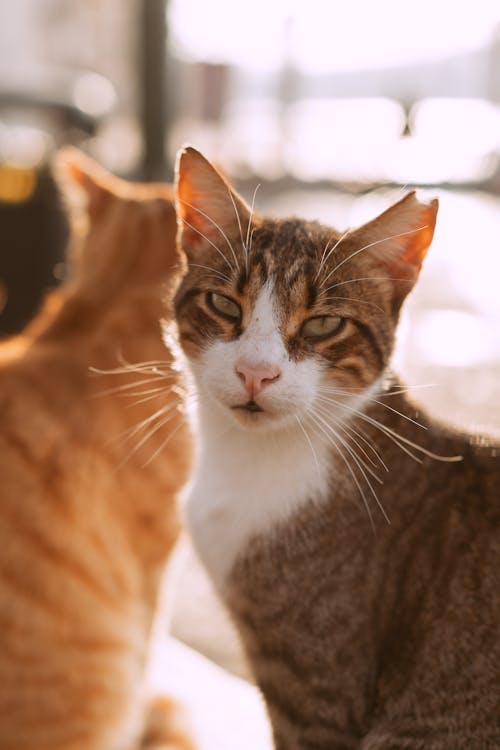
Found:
235,360 -> 281,398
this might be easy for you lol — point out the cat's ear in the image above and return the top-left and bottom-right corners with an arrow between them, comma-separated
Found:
175,146 -> 251,260
352,191 -> 438,307
53,147 -> 116,221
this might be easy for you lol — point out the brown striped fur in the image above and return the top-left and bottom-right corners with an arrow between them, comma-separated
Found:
0,150 -> 194,750
175,147 -> 500,749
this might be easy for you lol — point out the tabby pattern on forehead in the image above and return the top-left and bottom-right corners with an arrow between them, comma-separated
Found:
243,219 -> 331,317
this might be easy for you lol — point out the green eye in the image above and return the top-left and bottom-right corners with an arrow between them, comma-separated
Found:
302,315 -> 344,340
207,292 -> 241,321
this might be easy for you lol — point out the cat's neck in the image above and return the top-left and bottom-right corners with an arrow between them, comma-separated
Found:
186,375 -> 468,589
36,284 -> 167,362
187,395 -> 333,588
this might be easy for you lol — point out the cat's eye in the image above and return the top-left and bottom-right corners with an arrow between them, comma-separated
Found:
207,292 -> 241,321
301,315 -> 344,340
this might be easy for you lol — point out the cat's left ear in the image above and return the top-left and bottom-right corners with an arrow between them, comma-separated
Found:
53,147 -> 117,221
352,191 -> 438,308
175,146 -> 251,261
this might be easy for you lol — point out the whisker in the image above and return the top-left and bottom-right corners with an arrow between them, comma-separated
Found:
323,275 -> 415,294
317,383 -> 435,398
90,363 -> 172,377
188,263 -> 232,284
181,217 -> 235,274
125,388 -> 176,409
321,225 -> 429,286
311,406 -> 384,487
111,401 -> 179,447
367,398 -> 428,429
310,406 -> 391,524
316,228 -> 351,284
317,390 -> 428,430
378,384 -> 437,397
120,408 -> 181,467
179,198 -> 240,273
308,411 -> 376,530
91,375 -> 175,398
295,415 -> 321,482
318,295 -> 386,315
227,188 -> 247,275
324,395 -> 462,463
142,419 -> 188,466
246,184 -> 260,267
329,411 -> 389,473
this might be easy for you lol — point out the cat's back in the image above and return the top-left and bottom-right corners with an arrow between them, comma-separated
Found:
0,154 -> 193,749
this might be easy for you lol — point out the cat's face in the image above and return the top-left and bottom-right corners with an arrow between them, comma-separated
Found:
174,147 -> 437,432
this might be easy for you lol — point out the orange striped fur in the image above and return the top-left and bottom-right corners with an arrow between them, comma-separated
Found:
0,151 -> 194,750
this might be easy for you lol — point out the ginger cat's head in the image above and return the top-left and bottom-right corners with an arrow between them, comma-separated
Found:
174,147 -> 438,433
54,148 -> 185,304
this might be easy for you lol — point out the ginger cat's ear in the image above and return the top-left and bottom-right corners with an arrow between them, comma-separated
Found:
175,146 -> 251,261
53,147 -> 116,221
351,191 -> 438,309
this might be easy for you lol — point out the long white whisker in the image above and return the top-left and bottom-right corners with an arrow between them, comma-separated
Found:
324,395 -> 462,463
322,225 -> 429,286
188,263 -> 232,284
316,228 -> 351,283
181,217 -> 235,274
90,362 -> 172,377
295,415 -> 321,482
318,295 -> 386,315
329,411 -> 389,472
246,184 -> 260,270
311,406 -> 384,487
308,411 -> 376,530
323,275 -> 413,294
120,408 -> 181,466
317,383 -> 435,398
143,419 -> 188,467
317,390 -> 427,430
179,198 -> 240,273
111,401 -> 179,446
125,388 -> 175,408
310,406 -> 390,525
91,375 -> 175,398
367,398 -> 428,429
227,188 -> 247,274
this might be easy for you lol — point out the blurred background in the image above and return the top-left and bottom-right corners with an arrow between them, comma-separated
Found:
1,0 -> 500,423
1,0 -> 500,733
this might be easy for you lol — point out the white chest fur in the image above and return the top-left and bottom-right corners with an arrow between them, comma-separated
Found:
185,405 -> 331,590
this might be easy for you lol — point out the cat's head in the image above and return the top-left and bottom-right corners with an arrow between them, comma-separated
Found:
174,147 -> 437,432
54,148 -> 184,297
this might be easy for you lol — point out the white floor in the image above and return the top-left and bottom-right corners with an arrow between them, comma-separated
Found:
147,637 -> 272,750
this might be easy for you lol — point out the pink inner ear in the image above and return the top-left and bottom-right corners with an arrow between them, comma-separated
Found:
368,198 -> 439,279
176,184 -> 213,250
176,157 -> 222,247
176,148 -> 252,255
399,204 -> 438,270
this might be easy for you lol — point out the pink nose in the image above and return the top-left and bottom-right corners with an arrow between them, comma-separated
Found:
235,360 -> 281,398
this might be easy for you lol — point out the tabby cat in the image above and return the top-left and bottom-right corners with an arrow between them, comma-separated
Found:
174,146 -> 500,750
0,150 -> 194,750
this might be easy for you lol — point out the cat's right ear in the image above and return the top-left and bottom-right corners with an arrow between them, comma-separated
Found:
175,146 -> 251,261
53,147 -> 115,222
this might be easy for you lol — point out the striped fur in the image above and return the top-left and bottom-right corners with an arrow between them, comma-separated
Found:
174,147 -> 500,749
0,151 -> 195,750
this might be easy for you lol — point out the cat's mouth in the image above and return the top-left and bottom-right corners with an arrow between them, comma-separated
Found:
232,400 -> 265,414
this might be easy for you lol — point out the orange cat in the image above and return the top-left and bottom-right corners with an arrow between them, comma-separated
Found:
0,150 -> 194,750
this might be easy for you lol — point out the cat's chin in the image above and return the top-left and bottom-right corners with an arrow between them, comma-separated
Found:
230,406 -> 287,431
207,399 -> 295,432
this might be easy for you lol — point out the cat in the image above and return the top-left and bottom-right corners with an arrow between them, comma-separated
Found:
173,146 -> 500,750
0,149 -> 195,750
